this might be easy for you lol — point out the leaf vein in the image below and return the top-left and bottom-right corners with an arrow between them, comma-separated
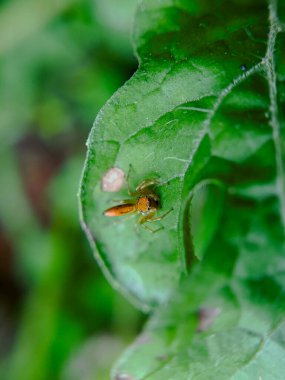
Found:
265,0 -> 285,236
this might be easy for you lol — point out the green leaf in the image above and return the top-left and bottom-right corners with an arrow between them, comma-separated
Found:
106,0 -> 285,378
113,274 -> 285,379
80,0 -> 284,308
79,0 -> 285,376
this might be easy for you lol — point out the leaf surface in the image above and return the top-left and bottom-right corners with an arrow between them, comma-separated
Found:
80,0 -> 285,320
107,0 -> 285,378
80,0 -> 285,377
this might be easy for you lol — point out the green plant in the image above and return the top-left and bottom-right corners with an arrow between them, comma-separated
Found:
79,0 -> 285,378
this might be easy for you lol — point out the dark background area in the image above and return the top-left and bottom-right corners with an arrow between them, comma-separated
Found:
0,1 -> 142,379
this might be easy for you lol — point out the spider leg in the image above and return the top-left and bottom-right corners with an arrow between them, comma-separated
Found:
126,164 -> 160,195
135,212 -> 154,234
134,212 -> 151,234
141,223 -> 164,233
135,178 -> 160,193
126,164 -> 138,196
146,208 -> 173,222
136,210 -> 166,233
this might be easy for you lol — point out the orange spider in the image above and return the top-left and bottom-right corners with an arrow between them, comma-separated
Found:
103,166 -> 172,233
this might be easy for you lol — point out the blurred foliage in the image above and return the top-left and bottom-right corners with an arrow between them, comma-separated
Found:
0,1 -> 141,380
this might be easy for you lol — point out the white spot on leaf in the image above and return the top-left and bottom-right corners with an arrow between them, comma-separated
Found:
115,374 -> 135,380
101,167 -> 124,192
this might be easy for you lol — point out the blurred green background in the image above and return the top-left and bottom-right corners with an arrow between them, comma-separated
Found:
0,1 -> 143,379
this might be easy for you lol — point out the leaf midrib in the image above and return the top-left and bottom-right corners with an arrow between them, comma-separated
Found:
265,0 -> 285,235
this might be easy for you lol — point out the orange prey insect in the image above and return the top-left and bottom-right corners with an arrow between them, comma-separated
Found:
104,166 -> 173,233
